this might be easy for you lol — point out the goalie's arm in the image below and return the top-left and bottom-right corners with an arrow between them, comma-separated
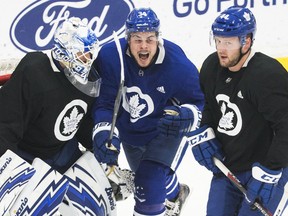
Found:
0,54 -> 34,155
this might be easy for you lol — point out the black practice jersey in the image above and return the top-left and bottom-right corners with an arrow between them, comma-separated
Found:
0,52 -> 95,159
200,51 -> 288,172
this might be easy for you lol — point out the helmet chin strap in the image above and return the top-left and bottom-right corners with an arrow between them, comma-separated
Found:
231,46 -> 251,67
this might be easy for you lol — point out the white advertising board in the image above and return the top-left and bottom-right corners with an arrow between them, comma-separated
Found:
0,0 -> 287,68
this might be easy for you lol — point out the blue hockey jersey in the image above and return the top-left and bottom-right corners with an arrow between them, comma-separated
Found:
92,38 -> 204,146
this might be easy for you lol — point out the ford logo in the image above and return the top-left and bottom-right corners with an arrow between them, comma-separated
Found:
10,0 -> 134,53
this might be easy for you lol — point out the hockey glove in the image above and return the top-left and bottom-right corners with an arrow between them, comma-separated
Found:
190,125 -> 225,173
93,122 -> 121,165
246,163 -> 282,206
158,104 -> 201,137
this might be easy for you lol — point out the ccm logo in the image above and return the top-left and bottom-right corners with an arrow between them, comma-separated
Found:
187,127 -> 215,146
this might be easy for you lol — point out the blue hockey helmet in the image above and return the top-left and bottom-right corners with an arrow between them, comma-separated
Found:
52,17 -> 99,84
211,6 -> 256,45
125,7 -> 160,37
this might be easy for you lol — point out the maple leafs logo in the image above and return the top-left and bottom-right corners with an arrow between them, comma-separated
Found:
243,11 -> 251,21
62,106 -> 83,134
129,95 -> 146,119
219,102 -> 234,129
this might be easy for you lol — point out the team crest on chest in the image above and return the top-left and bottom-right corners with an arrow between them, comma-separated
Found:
216,94 -> 242,136
54,99 -> 88,141
122,86 -> 154,123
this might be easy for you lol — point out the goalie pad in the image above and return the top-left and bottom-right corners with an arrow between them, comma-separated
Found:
8,158 -> 69,216
62,151 -> 117,216
101,163 -> 135,201
0,150 -> 35,216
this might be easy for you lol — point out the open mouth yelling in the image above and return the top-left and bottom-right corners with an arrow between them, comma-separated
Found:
139,52 -> 149,60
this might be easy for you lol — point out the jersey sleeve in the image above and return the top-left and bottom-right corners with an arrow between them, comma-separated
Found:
166,42 -> 205,111
199,52 -> 220,128
178,62 -> 205,111
0,54 -> 33,155
92,42 -> 122,125
249,59 -> 288,169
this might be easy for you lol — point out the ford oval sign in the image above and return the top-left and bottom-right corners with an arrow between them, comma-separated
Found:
10,0 -> 134,52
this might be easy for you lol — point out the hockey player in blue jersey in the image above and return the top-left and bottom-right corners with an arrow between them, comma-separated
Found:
92,7 -> 204,216
190,6 -> 288,216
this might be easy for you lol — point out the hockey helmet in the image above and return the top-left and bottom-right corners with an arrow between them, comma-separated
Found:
52,17 -> 99,84
125,7 -> 160,37
211,6 -> 256,46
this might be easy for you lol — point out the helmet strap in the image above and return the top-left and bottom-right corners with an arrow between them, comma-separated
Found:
233,46 -> 251,67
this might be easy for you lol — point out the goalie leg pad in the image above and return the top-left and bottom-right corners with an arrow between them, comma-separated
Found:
63,151 -> 117,216
9,158 -> 69,216
0,150 -> 36,215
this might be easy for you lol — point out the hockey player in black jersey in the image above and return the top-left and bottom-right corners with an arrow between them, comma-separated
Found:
0,17 -> 101,174
190,6 -> 288,216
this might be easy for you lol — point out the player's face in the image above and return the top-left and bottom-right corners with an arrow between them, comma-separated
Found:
76,52 -> 92,63
128,32 -> 158,67
215,36 -> 252,71
215,36 -> 242,68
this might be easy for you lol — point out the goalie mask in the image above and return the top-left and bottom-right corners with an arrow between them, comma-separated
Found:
52,17 -> 99,84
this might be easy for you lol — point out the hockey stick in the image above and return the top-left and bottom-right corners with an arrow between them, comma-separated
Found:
213,157 -> 273,216
107,31 -> 125,150
185,127 -> 273,216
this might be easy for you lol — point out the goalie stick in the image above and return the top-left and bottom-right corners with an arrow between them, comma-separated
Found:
185,127 -> 273,216
107,31 -> 125,150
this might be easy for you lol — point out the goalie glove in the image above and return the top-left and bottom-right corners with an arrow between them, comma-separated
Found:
101,163 -> 135,201
93,122 -> 121,165
158,104 -> 201,137
246,163 -> 282,206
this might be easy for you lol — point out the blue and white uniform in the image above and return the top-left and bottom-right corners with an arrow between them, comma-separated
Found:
92,37 -> 204,214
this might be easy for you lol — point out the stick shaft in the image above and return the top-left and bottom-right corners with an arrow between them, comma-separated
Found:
107,31 -> 124,148
213,157 -> 273,216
